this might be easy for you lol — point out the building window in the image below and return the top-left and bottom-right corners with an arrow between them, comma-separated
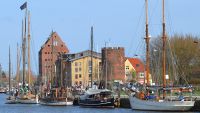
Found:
45,59 -> 47,61
75,74 -> 78,79
53,40 -> 58,46
79,81 -> 82,85
61,45 -> 63,47
79,62 -> 81,66
140,73 -> 144,78
75,68 -> 78,72
48,45 -> 50,47
136,64 -> 140,67
79,67 -> 81,71
126,66 -> 129,70
75,62 -> 78,66
75,81 -> 78,85
79,74 -> 82,78
45,52 -> 47,54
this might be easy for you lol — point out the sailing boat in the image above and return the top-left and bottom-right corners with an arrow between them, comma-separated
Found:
39,32 -> 73,106
17,2 -> 39,104
39,87 -> 73,106
5,47 -> 18,104
79,26 -> 115,108
129,0 -> 195,111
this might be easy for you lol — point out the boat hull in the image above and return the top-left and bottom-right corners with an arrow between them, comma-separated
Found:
40,101 -> 73,106
40,97 -> 73,106
79,98 -> 115,108
18,98 -> 39,104
129,96 -> 195,111
5,99 -> 18,104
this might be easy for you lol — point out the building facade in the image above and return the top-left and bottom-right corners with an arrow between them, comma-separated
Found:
125,58 -> 152,84
101,47 -> 125,88
63,50 -> 101,89
39,31 -> 69,85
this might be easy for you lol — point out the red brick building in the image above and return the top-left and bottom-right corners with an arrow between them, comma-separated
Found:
101,47 -> 125,87
39,32 -> 69,84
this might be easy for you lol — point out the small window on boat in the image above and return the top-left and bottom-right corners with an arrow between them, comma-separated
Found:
88,95 -> 94,98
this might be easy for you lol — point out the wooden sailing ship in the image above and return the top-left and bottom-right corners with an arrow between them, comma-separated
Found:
16,2 -> 39,104
129,0 -> 195,111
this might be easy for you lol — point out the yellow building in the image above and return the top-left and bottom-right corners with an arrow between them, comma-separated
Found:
125,58 -> 152,84
125,58 -> 136,82
64,50 -> 101,88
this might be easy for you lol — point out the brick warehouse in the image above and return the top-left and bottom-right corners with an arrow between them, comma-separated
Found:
39,31 -> 69,85
101,47 -> 125,88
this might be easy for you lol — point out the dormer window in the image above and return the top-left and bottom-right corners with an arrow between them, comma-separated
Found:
53,40 -> 58,46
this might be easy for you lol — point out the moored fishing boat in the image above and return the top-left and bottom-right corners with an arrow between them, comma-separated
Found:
40,88 -> 73,106
79,89 -> 115,108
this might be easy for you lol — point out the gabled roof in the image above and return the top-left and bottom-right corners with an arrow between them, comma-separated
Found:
39,31 -> 69,52
127,58 -> 145,72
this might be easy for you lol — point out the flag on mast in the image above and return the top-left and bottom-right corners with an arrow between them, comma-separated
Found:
20,2 -> 27,10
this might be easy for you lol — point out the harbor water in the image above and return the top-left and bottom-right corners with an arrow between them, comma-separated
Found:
0,94 -> 197,113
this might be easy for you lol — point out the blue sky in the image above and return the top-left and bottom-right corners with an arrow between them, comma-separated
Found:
0,0 -> 200,75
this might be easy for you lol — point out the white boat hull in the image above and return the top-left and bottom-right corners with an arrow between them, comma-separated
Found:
18,99 -> 39,104
5,99 -> 18,104
40,101 -> 73,106
129,96 -> 195,111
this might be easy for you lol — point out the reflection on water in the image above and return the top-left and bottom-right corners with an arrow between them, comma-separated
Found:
0,94 -> 197,113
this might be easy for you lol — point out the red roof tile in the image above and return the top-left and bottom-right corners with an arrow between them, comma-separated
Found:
127,58 -> 145,73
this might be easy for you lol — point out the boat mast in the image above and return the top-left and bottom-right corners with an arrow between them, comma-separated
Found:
9,46 -> 11,95
90,26 -> 93,88
22,6 -> 27,88
145,0 -> 150,86
28,11 -> 31,85
162,0 -> 167,98
16,43 -> 20,83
